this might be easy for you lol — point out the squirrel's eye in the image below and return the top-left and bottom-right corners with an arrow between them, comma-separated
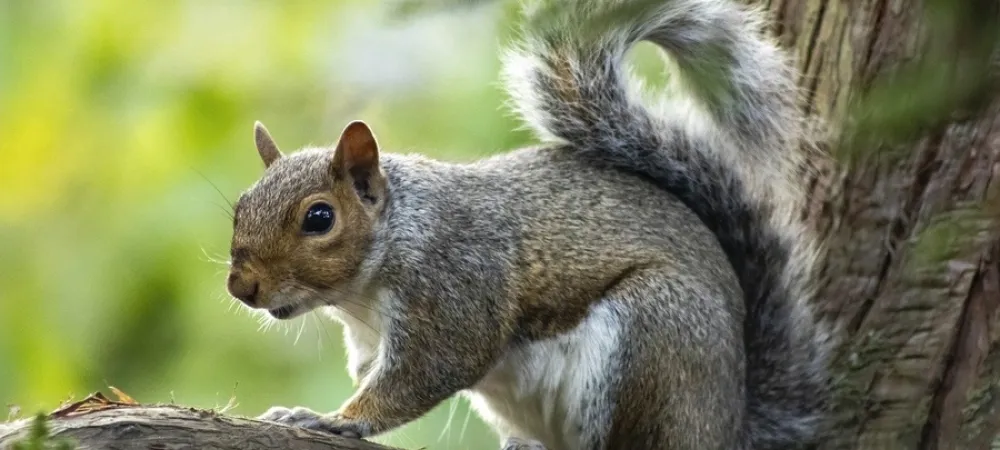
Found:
302,203 -> 335,235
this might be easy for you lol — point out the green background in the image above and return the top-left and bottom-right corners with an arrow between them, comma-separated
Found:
0,1 -> 666,448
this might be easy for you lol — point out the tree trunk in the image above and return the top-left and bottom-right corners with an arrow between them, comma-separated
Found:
760,0 -> 1000,449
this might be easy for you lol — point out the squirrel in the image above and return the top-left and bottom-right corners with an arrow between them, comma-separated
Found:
225,0 -> 831,449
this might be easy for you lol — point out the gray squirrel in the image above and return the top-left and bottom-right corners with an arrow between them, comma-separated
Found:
224,0 -> 832,448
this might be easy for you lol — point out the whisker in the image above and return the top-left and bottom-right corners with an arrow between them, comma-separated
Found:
310,312 -> 345,363
214,202 -> 235,221
199,247 -> 231,267
460,397 -> 474,442
292,287 -> 392,336
295,284 -> 400,321
318,299 -> 382,337
312,311 -> 337,352
256,311 -> 276,333
438,397 -> 460,444
294,283 -> 382,307
293,316 -> 307,346
309,314 -> 324,359
191,167 -> 236,212
222,281 -> 399,341
211,290 -> 246,316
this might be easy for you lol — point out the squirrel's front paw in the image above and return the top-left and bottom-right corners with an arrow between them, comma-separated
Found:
257,406 -> 372,438
501,437 -> 548,450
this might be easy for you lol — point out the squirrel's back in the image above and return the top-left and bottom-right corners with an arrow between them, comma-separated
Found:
380,147 -> 741,319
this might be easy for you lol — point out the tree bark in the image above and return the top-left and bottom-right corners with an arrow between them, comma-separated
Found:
759,0 -> 1000,449
0,404 -> 401,450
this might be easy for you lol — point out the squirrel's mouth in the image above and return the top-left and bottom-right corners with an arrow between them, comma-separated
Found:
268,305 -> 298,320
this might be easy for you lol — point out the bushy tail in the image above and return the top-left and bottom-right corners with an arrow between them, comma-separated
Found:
503,0 -> 830,448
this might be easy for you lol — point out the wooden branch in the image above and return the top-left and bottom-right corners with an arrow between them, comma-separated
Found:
0,395 -> 403,450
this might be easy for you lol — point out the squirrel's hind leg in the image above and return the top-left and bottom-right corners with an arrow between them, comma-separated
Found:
585,267 -> 748,450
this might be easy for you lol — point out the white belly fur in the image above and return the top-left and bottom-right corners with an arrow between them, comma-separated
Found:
465,302 -> 622,450
321,287 -> 388,385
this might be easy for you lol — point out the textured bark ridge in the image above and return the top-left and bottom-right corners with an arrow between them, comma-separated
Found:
758,0 -> 1000,449
0,403 -> 400,450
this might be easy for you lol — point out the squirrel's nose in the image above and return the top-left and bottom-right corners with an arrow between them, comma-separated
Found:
227,272 -> 259,306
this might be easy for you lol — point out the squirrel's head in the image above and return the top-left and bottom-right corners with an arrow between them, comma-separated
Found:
226,120 -> 387,320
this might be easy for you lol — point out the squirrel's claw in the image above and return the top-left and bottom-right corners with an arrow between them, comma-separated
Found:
258,406 -> 371,438
257,405 -> 304,423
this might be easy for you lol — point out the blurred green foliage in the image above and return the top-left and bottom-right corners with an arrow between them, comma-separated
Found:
9,415 -> 74,450
837,0 -> 1000,164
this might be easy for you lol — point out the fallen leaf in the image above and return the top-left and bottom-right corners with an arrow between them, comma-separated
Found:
109,386 -> 138,405
50,391 -> 141,418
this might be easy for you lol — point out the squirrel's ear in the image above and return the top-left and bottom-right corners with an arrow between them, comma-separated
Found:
254,121 -> 283,168
332,120 -> 380,176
